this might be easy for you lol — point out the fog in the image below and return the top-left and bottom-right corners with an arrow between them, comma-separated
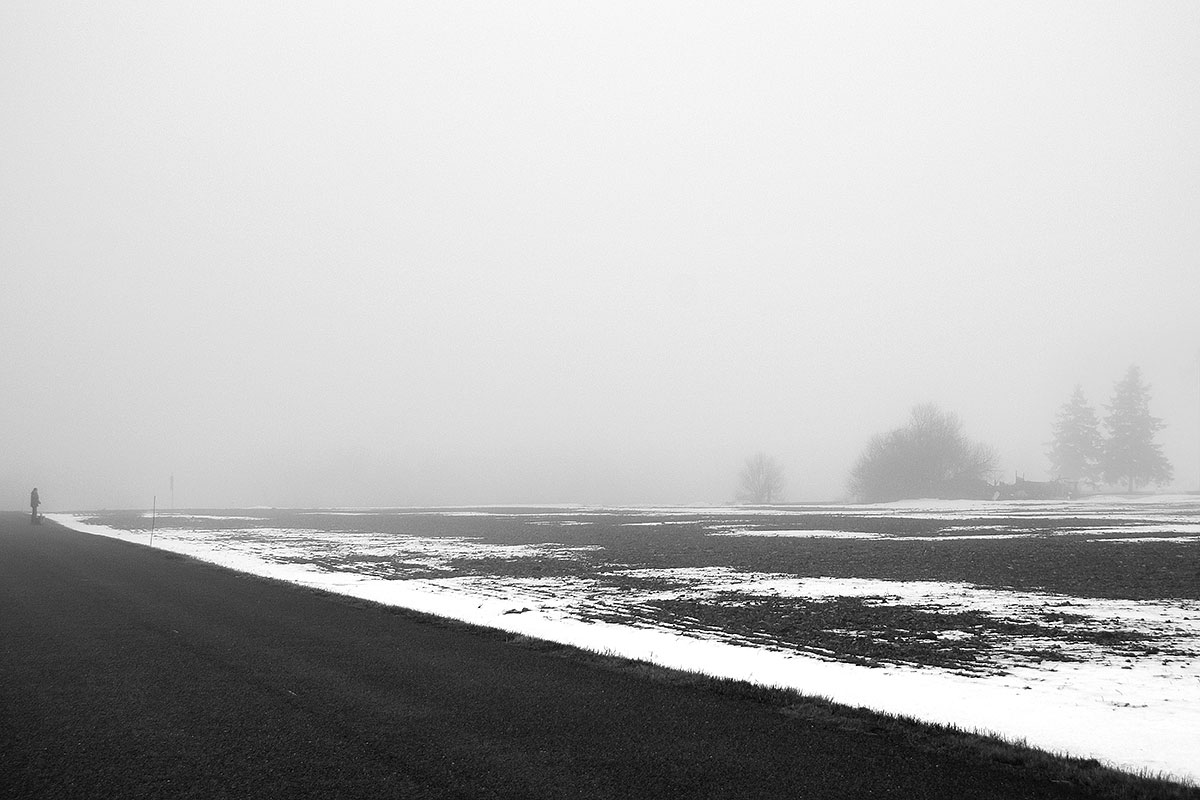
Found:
3,2 -> 1198,510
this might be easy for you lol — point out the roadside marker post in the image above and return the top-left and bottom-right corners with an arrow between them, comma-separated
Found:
151,496 -> 156,548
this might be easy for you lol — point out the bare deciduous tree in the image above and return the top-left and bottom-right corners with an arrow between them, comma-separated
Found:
848,403 -> 996,502
737,453 -> 784,504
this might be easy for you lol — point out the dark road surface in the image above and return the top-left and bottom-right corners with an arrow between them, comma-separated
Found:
0,513 -> 1093,798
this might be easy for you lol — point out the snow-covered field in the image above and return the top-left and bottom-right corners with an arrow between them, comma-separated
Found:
49,496 -> 1200,785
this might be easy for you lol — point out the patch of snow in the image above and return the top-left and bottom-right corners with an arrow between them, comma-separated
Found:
707,529 -> 884,539
1093,537 -> 1200,545
144,512 -> 268,522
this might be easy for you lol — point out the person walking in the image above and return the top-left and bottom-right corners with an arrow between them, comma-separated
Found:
30,487 -> 40,525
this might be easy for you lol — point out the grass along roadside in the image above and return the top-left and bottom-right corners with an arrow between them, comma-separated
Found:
294,579 -> 1198,799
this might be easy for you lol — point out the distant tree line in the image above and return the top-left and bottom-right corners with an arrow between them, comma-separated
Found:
843,364 -> 1173,502
741,364 -> 1173,505
1047,365 -> 1173,493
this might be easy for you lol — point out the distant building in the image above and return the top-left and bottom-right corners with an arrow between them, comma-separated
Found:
992,476 -> 1072,501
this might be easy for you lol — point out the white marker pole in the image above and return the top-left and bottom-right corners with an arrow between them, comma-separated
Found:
151,495 -> 156,547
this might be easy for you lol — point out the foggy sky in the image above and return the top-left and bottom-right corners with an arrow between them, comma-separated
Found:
3,2 -> 1198,510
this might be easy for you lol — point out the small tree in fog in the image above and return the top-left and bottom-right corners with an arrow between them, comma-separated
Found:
737,453 -> 784,504
848,404 -> 997,502
1047,385 -> 1103,487
1101,366 -> 1173,492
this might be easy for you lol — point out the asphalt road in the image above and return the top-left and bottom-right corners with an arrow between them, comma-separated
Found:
0,513 -> 1091,799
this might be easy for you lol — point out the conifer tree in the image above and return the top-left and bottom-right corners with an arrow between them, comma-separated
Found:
1047,385 -> 1102,487
1102,366 -> 1173,492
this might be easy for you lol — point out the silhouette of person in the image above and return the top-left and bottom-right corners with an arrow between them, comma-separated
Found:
30,487 -> 40,524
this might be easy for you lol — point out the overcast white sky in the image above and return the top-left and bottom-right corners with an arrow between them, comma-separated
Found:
3,1 -> 1198,510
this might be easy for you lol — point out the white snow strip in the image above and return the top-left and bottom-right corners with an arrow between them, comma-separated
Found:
144,512 -> 267,522
708,529 -> 883,539
1094,538 -> 1200,545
